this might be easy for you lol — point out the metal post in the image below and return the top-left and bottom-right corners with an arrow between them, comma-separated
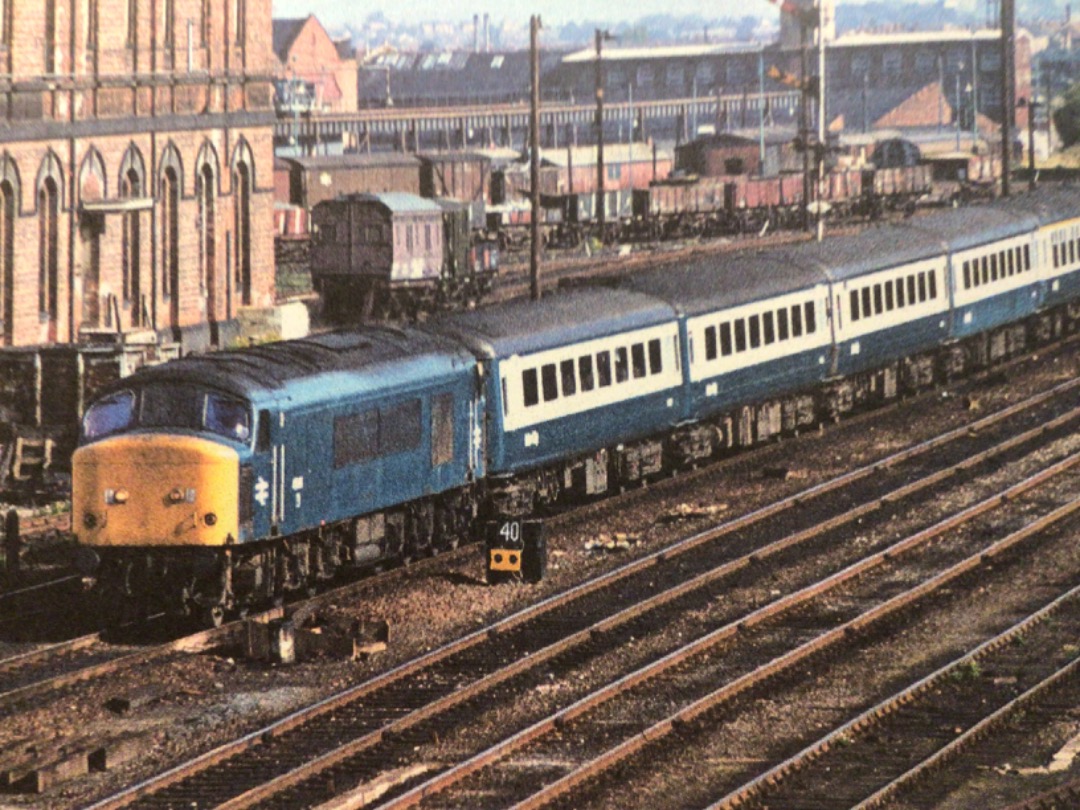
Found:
816,0 -> 826,243
800,21 -> 810,232
956,70 -> 962,151
971,34 -> 979,150
759,47 -> 766,175
530,15 -> 542,301
595,29 -> 608,243
1001,0 -> 1014,196
1027,97 -> 1037,190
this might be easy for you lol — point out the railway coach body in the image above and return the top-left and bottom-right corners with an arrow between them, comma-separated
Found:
999,187 -> 1080,313
613,254 -> 831,423
912,206 -> 1042,344
427,288 -> 682,513
794,227 -> 950,380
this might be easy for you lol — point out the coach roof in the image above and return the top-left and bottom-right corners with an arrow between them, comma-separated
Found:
425,287 -> 677,358
780,221 -> 947,283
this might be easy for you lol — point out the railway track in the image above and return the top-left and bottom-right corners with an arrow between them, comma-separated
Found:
82,378 -> 1080,809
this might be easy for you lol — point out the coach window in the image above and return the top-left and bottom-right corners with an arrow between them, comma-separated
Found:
734,319 -> 747,352
861,287 -> 872,319
777,309 -> 789,340
432,394 -> 454,466
1007,250 -> 1015,276
896,277 -> 906,306
906,275 -> 916,303
849,290 -> 861,322
720,322 -> 733,355
981,256 -> 990,284
749,315 -> 762,350
990,254 -> 998,281
579,356 -> 595,391
885,281 -> 895,310
522,369 -> 539,407
790,305 -> 803,337
804,302 -> 816,333
917,273 -> 927,302
963,260 -> 971,289
704,326 -> 717,360
1024,245 -> 1031,270
560,359 -> 577,396
541,364 -> 558,401
615,347 -> 629,382
648,339 -> 663,374
631,343 -> 647,378
596,351 -> 612,387
928,271 -> 938,298
501,377 -> 509,415
873,284 -> 884,315
1071,240 -> 1076,264
1052,243 -> 1059,268
762,312 -> 775,344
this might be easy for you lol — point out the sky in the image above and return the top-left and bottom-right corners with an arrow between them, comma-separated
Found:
270,0 -> 784,30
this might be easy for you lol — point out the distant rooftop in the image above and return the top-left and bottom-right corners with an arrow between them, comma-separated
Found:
830,28 -> 1000,48
562,42 -> 767,63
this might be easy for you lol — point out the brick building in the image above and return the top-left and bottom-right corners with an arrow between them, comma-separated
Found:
0,0 -> 276,352
274,15 -> 358,114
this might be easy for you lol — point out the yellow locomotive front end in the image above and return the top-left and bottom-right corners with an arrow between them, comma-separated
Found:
72,434 -> 240,550
71,383 -> 255,626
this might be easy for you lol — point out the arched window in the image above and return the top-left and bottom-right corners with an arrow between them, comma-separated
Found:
161,167 -> 179,326
38,177 -> 59,340
197,163 -> 216,320
121,168 -> 142,326
234,161 -> 251,306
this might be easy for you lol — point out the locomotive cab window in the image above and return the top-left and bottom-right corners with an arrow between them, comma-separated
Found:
82,390 -> 136,440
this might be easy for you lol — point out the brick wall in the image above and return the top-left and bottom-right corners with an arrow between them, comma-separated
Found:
0,0 -> 276,352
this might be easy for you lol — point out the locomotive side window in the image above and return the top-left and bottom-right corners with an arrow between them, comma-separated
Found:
82,390 -> 136,439
257,410 -> 271,451
648,338 -> 663,374
334,409 -> 379,467
522,369 -> 539,407
614,347 -> 629,383
596,351 -> 612,387
541,364 -> 558,401
560,359 -> 577,396
382,398 -> 422,456
631,343 -> 646,378
431,393 -> 454,467
579,356 -> 595,391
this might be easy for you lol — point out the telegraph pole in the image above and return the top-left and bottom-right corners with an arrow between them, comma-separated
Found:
1001,0 -> 1014,196
595,30 -> 612,243
530,15 -> 542,300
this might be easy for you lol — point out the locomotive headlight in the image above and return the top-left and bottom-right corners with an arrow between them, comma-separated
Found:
83,512 -> 98,529
204,513 -> 218,526
104,488 -> 129,505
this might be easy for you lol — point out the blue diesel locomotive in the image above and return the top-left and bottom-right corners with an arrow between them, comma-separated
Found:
71,186 -> 1080,623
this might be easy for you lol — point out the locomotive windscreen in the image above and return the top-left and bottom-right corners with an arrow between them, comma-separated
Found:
82,384 -> 252,444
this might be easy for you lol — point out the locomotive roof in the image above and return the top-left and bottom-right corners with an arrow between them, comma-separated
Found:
610,250 -> 827,317
424,287 -> 677,358
117,327 -> 472,401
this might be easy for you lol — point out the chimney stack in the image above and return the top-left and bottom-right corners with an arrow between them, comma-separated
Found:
484,13 -> 490,53
474,14 -> 479,53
